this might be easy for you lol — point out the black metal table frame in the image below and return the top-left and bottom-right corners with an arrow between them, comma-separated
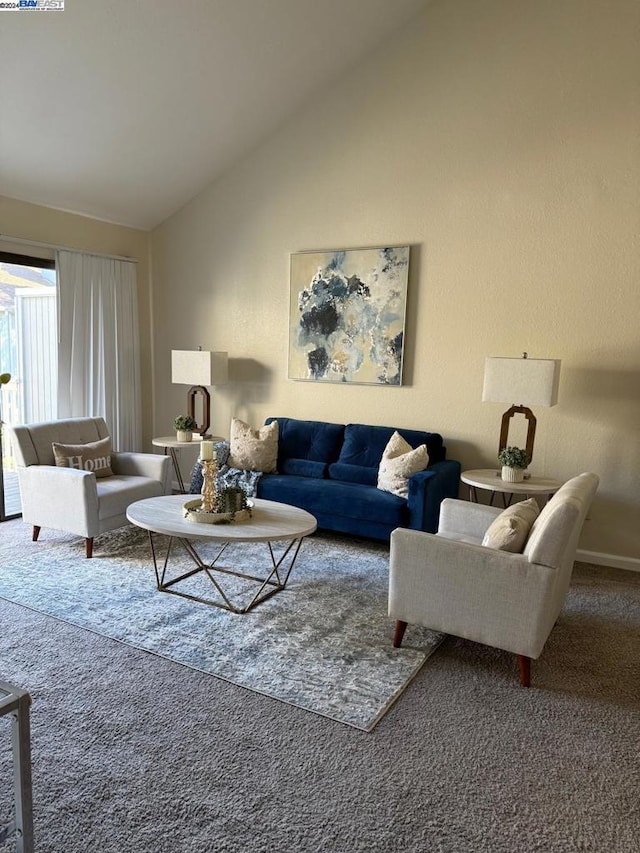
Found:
0,681 -> 34,853
467,484 -> 555,508
165,447 -> 187,494
146,532 -> 305,614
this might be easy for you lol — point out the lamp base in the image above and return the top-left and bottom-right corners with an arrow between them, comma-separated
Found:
187,385 -> 211,436
499,405 -> 537,463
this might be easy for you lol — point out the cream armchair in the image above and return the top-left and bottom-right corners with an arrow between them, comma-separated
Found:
389,473 -> 599,686
9,417 -> 171,557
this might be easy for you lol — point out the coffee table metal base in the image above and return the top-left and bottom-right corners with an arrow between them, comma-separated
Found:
147,531 -> 304,613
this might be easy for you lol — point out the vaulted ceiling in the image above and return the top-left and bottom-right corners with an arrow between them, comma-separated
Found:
0,0 -> 430,230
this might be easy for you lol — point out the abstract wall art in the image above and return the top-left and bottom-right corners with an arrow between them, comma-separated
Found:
288,246 -> 410,385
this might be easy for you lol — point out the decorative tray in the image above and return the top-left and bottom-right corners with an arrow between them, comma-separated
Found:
183,498 -> 253,525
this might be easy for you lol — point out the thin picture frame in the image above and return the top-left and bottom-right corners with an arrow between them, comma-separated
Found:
288,245 -> 410,386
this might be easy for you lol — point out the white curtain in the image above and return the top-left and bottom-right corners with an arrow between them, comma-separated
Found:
56,250 -> 141,451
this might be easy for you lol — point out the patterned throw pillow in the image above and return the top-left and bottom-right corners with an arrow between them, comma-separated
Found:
52,436 -> 113,478
377,431 -> 429,498
481,498 -> 540,553
227,418 -> 278,473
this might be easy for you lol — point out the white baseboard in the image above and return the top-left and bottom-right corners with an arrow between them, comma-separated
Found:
576,549 -> 640,573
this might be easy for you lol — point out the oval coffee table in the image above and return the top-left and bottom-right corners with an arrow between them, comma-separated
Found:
127,494 -> 317,614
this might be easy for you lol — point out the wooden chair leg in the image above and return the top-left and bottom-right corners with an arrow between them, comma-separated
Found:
32,526 -> 40,542
517,654 -> 531,687
393,620 -> 408,648
85,538 -> 94,559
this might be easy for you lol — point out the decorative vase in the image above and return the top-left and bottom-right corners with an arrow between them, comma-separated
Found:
176,430 -> 192,442
501,465 -> 524,483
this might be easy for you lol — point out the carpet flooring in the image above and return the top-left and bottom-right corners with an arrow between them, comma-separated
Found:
0,521 -> 638,852
0,522 -> 443,732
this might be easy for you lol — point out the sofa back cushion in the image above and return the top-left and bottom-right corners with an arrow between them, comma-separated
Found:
327,462 -> 378,486
337,424 -> 445,469
266,417 -> 345,471
9,417 -> 111,467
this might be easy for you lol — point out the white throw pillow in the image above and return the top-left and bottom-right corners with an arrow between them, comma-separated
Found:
377,431 -> 429,498
227,418 -> 278,473
481,498 -> 540,553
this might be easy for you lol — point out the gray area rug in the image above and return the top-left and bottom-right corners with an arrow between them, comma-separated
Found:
0,521 -> 443,731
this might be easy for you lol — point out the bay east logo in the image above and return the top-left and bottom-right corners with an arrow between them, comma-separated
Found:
0,0 -> 64,9
18,0 -> 65,9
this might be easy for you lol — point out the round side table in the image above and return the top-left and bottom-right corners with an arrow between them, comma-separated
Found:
461,469 -> 563,508
152,435 -> 224,494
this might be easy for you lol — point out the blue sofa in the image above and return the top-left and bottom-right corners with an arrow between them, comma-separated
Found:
256,417 -> 461,542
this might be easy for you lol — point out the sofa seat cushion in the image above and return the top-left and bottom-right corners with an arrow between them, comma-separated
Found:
258,475 -> 408,526
96,475 -> 165,520
281,458 -> 327,478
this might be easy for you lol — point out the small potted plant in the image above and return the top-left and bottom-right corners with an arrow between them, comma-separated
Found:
498,446 -> 530,483
174,414 -> 198,442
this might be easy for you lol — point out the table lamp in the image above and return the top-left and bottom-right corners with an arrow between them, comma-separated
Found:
482,353 -> 561,464
171,349 -> 228,437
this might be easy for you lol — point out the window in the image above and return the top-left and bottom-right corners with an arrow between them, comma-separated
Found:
0,251 -> 57,520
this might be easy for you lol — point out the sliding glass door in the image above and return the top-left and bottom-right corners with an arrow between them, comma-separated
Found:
0,252 -> 57,520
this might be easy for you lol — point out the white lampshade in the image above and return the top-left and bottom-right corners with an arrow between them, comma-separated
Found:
171,350 -> 228,386
482,357 -> 561,407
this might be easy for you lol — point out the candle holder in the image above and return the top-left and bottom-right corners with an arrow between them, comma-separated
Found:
200,457 -> 219,513
183,452 -> 252,524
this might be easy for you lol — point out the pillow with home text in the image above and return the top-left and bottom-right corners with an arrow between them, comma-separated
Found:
52,436 -> 113,478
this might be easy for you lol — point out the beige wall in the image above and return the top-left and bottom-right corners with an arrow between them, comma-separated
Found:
0,195 -> 154,447
149,0 -> 636,565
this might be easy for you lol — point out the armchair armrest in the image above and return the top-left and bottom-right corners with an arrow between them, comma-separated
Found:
18,465 -> 100,537
111,452 -> 171,493
407,459 -> 461,533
